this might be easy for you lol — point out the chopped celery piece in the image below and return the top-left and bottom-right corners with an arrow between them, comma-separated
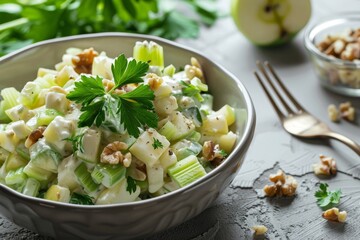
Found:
23,162 -> 54,182
136,180 -> 149,193
44,184 -> 70,203
5,152 -> 28,172
75,163 -> 99,194
172,140 -> 202,160
33,75 -> 56,89
186,131 -> 201,142
93,163 -> 126,188
0,147 -> 9,164
30,140 -> 62,173
190,77 -> 208,92
15,142 -> 30,161
0,87 -> 21,123
163,64 -> 176,77
168,155 -> 206,187
1,87 -> 20,108
158,121 -> 177,141
22,178 -> 40,197
5,167 -> 27,186
0,101 -> 11,123
91,165 -> 104,184
18,82 -> 42,108
36,108 -> 63,126
200,94 -> 214,115
133,40 -> 164,68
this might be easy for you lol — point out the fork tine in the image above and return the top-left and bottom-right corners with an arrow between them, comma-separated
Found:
256,61 -> 295,115
254,71 -> 285,120
265,61 -> 305,112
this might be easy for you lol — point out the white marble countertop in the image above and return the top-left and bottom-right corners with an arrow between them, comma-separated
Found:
1,0 -> 359,239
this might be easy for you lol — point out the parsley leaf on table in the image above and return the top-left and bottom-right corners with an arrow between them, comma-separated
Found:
67,54 -> 157,138
314,183 -> 342,209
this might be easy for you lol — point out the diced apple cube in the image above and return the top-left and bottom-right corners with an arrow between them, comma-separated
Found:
154,96 -> 178,117
219,131 -> 238,153
45,92 -> 69,114
202,114 -> 228,134
147,163 -> 164,193
0,130 -> 20,152
169,111 -> 195,141
77,129 -> 102,163
216,104 -> 235,126
5,104 -> 34,122
159,149 -> 177,173
129,128 -> 170,166
55,65 -> 79,86
9,120 -> 31,139
43,116 -> 75,153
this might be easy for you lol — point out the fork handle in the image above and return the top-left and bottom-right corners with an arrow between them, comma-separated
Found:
324,132 -> 360,156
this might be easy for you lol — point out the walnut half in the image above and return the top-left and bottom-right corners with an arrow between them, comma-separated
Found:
100,141 -> 132,167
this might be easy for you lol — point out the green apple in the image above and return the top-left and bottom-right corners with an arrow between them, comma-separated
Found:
231,0 -> 311,46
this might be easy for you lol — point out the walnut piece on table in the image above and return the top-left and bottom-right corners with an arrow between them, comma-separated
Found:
313,154 -> 337,176
339,101 -> 356,122
251,225 -> 268,236
322,207 -> 347,223
263,170 -> 298,197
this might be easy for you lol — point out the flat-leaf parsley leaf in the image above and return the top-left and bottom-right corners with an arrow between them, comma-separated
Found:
126,176 -> 137,194
315,183 -> 342,209
152,138 -> 163,149
67,54 -> 158,137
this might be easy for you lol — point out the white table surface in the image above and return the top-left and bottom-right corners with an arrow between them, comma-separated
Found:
1,0 -> 359,239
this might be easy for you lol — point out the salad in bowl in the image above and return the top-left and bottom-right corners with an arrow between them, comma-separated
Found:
0,41 -> 240,205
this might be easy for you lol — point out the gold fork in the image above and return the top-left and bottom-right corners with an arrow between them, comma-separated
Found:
254,61 -> 360,156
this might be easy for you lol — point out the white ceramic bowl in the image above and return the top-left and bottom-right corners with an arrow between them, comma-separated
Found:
0,33 -> 255,239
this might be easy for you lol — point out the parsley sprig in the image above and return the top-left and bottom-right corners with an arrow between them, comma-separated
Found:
67,54 -> 158,137
64,133 -> 85,153
315,183 -> 342,209
152,138 -> 164,149
126,176 -> 137,194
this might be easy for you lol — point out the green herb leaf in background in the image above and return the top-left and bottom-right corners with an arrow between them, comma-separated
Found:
314,183 -> 342,210
0,0 -> 221,57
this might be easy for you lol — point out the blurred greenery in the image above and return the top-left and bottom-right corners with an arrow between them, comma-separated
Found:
0,0 -> 221,56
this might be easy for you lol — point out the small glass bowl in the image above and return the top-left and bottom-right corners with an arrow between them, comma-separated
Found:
304,13 -> 360,97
